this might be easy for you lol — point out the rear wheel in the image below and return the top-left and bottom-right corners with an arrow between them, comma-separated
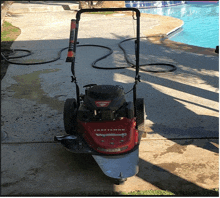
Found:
63,98 -> 77,135
136,98 -> 146,139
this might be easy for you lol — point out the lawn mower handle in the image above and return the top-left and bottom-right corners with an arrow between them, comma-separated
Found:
76,8 -> 140,78
67,8 -> 141,119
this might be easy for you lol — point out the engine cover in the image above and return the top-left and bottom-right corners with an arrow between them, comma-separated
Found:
77,117 -> 138,154
84,85 -> 126,111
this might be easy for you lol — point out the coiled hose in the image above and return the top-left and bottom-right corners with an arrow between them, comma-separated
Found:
1,37 -> 177,72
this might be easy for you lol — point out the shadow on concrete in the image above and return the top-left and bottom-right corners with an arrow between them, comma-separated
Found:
1,34 -> 218,195
137,158 -> 219,196
112,34 -> 219,151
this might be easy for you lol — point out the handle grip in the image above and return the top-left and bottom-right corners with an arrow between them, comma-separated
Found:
66,19 -> 77,62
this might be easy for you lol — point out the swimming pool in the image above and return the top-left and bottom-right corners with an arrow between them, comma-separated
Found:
140,3 -> 219,49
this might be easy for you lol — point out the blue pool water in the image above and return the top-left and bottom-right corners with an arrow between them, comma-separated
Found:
140,3 -> 219,49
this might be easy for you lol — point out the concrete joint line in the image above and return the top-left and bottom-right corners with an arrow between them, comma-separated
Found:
142,137 -> 219,141
1,141 -> 56,144
2,137 -> 219,145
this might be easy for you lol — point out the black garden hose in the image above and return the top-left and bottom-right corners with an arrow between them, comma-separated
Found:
1,37 -> 177,72
1,47 -> 68,65
118,37 -> 176,72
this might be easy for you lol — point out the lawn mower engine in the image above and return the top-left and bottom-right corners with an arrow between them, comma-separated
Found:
77,84 -> 139,155
54,8 -> 145,184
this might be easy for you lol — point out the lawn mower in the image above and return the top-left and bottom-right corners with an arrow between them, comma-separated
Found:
54,8 -> 145,184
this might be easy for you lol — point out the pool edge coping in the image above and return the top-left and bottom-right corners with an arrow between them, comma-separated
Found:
141,13 -> 219,57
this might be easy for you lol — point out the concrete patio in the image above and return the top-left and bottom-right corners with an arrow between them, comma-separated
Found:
1,1 -> 219,195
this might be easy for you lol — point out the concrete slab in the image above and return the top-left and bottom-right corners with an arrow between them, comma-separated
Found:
1,143 -> 116,195
1,139 -> 218,195
1,3 -> 219,195
8,1 -> 79,14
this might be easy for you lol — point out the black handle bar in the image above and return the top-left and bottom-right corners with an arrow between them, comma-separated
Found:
76,8 -> 140,78
67,8 -> 141,113
76,8 -> 140,20
75,8 -> 141,120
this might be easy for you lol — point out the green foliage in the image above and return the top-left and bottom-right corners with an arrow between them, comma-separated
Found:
1,21 -> 19,42
120,189 -> 219,196
2,21 -> 12,28
121,190 -> 175,195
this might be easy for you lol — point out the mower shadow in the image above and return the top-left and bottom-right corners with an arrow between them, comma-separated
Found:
110,35 -> 219,194
137,158 -> 219,196
2,34 -> 218,195
111,34 -> 219,151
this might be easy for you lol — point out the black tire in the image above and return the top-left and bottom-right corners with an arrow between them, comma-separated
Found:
136,98 -> 146,139
63,98 -> 77,135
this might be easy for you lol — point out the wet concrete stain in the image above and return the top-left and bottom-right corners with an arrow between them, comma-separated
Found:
159,144 -> 188,156
196,173 -> 218,184
156,162 -> 210,177
153,162 -> 179,172
8,69 -> 64,112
